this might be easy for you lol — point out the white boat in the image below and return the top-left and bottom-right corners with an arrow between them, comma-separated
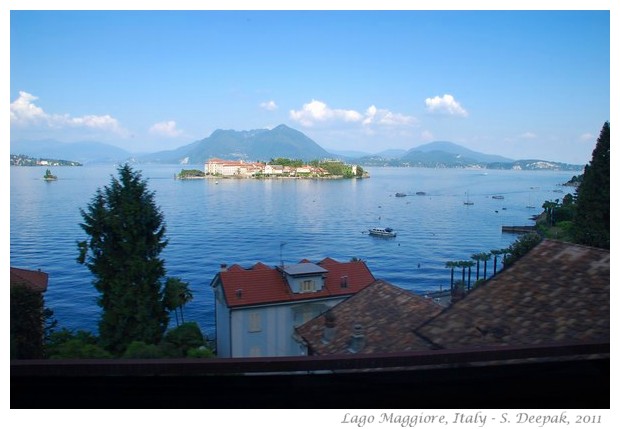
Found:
368,227 -> 397,237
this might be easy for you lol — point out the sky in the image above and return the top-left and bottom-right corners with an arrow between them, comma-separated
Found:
6,3 -> 614,164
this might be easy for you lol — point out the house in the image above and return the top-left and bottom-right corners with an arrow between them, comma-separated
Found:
204,158 -> 264,177
211,257 -> 376,357
295,239 -> 609,361
416,239 -> 609,349
10,267 -> 49,293
295,279 -> 443,355
10,267 -> 50,359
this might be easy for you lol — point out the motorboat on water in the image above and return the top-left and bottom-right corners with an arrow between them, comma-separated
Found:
368,227 -> 397,237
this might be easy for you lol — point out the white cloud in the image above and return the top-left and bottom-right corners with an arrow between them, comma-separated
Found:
580,132 -> 594,142
289,100 -> 362,127
290,99 -> 415,129
149,120 -> 183,138
362,105 -> 416,126
10,91 -> 126,135
259,100 -> 278,111
425,94 -> 468,117
10,91 -> 47,125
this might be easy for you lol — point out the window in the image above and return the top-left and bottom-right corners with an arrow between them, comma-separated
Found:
248,312 -> 261,332
301,279 -> 316,293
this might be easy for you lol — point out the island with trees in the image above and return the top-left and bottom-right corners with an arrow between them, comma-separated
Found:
200,157 -> 368,180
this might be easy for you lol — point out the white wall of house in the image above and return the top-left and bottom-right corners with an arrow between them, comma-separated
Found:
217,297 -> 345,357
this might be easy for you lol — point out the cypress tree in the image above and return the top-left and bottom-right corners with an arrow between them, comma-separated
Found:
77,164 -> 169,354
573,121 -> 610,249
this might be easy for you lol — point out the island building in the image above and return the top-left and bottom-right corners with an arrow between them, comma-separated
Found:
204,158 -> 329,178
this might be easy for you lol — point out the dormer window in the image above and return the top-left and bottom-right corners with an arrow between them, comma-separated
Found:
301,279 -> 316,293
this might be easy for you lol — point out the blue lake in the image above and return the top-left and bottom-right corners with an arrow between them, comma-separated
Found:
10,164 -> 575,339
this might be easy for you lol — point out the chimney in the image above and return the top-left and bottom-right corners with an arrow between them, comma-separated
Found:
321,310 -> 336,344
348,323 -> 365,353
220,264 -> 228,272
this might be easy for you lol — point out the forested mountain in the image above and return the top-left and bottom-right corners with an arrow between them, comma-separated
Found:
139,124 -> 332,164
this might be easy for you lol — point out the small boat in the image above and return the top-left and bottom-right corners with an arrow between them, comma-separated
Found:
463,192 -> 474,205
368,227 -> 397,237
415,191 -> 427,196
395,192 -> 407,197
492,195 -> 505,200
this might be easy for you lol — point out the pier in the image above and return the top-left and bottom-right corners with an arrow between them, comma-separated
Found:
502,225 -> 537,234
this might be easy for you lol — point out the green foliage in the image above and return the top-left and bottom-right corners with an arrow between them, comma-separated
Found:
122,341 -> 164,358
77,164 -> 169,355
269,158 -> 303,167
573,121 -> 610,249
163,277 -> 193,326
10,285 -> 50,359
187,346 -> 215,358
504,233 -> 542,267
46,328 -> 112,359
163,322 -> 205,356
177,169 -> 205,178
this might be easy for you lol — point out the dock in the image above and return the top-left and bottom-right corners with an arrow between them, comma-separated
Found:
501,225 -> 537,234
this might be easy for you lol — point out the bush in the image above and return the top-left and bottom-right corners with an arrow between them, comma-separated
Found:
122,341 -> 164,358
46,328 -> 112,359
187,346 -> 215,358
49,339 -> 112,359
163,322 -> 205,356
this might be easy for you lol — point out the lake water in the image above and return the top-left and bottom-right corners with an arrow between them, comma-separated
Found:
10,164 -> 574,339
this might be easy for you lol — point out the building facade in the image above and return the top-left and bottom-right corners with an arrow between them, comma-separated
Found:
211,257 -> 376,357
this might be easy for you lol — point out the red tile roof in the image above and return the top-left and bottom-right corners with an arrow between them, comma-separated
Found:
416,239 -> 610,348
296,279 -> 444,355
215,258 -> 376,308
10,267 -> 49,293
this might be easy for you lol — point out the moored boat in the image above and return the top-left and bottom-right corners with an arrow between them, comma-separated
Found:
368,227 -> 397,237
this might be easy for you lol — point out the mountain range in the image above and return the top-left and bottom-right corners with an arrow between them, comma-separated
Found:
10,124 -> 584,171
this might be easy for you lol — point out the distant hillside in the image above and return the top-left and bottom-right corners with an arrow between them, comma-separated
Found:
139,124 -> 333,164
402,141 -> 513,165
357,141 -> 582,171
10,139 -> 132,164
10,130 -> 584,171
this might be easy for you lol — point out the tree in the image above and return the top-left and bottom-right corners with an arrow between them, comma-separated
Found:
480,252 -> 492,280
573,121 -> 610,249
164,277 -> 193,326
10,285 -> 56,359
471,253 -> 486,281
490,249 -> 505,275
445,261 -> 457,291
504,233 -> 542,267
77,164 -> 169,354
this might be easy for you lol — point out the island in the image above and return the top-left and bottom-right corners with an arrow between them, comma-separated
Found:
198,158 -> 368,180
43,169 -> 58,181
175,169 -> 206,180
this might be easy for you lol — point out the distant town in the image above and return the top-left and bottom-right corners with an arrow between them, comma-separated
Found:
10,154 -> 82,167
